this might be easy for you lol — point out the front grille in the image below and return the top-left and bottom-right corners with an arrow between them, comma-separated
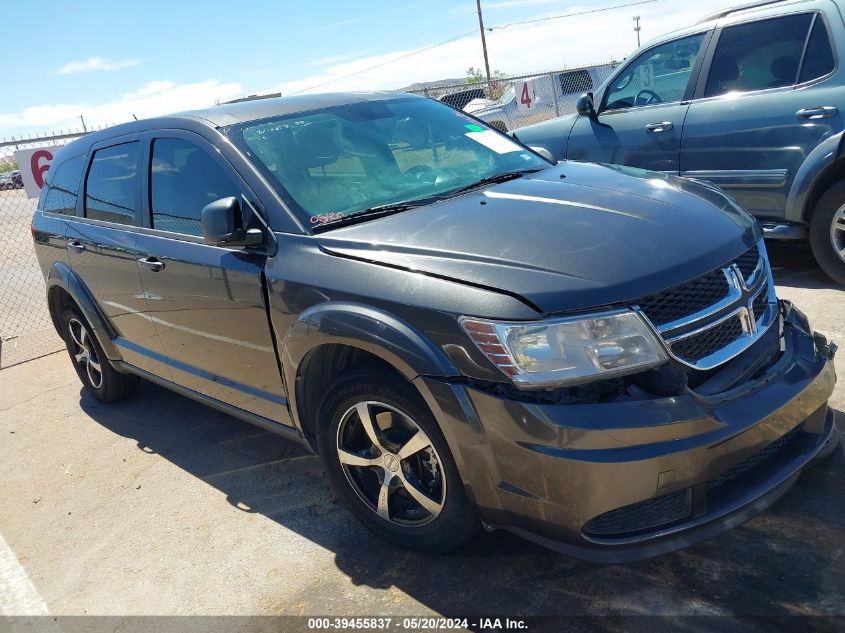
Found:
638,269 -> 729,326
583,425 -> 805,539
734,244 -> 760,280
583,489 -> 692,537
635,242 -> 773,369
671,316 -> 745,362
752,284 -> 768,321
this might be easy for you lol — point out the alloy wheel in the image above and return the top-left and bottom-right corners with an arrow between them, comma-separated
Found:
335,400 -> 446,526
832,203 -> 845,263
68,317 -> 103,389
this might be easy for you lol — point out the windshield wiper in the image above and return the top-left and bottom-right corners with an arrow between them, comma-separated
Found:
442,168 -> 545,198
311,199 -> 430,232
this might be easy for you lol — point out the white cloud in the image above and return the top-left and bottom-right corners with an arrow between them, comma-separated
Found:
271,0 -> 737,95
0,79 -> 244,138
56,56 -> 142,75
3,0 -> 740,139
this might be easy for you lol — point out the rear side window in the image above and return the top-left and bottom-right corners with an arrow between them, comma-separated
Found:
799,17 -> 835,83
705,14 -> 813,97
149,138 -> 239,236
559,70 -> 593,94
40,154 -> 85,215
85,142 -> 140,225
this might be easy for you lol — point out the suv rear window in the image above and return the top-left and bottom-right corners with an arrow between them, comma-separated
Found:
705,13 -> 814,97
84,142 -> 140,226
799,16 -> 835,83
40,154 -> 85,215
559,70 -> 593,94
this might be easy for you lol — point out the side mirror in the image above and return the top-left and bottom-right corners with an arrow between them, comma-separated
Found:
201,197 -> 263,247
576,92 -> 596,117
529,146 -> 555,162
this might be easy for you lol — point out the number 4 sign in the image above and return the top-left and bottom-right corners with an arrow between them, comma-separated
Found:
516,79 -> 537,113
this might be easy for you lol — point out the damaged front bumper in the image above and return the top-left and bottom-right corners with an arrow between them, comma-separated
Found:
417,300 -> 838,562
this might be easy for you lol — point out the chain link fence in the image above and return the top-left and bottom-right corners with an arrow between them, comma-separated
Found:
0,132 -> 89,367
404,62 -> 618,132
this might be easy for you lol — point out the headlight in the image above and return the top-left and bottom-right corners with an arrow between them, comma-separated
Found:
460,310 -> 667,388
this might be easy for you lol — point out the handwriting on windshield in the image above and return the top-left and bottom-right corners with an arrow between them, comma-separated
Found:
310,212 -> 345,225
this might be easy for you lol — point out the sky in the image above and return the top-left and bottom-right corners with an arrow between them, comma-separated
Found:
0,0 -> 738,139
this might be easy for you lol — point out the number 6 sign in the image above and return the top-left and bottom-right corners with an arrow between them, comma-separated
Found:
13,145 -> 63,199
516,79 -> 537,113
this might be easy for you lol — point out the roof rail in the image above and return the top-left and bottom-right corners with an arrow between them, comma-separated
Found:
696,0 -> 786,24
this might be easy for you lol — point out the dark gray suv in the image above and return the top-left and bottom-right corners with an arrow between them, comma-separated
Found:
32,93 -> 838,561
515,0 -> 845,285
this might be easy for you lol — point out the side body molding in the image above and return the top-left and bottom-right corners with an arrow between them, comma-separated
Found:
280,301 -> 460,431
46,261 -> 121,361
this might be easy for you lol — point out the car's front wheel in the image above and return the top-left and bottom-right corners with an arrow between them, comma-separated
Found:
810,180 -> 845,285
317,371 -> 479,553
61,303 -> 140,402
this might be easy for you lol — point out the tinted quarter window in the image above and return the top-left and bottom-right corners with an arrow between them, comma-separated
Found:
150,138 -> 239,236
85,142 -> 140,225
799,17 -> 835,83
41,154 -> 85,215
705,14 -> 813,97
604,33 -> 705,111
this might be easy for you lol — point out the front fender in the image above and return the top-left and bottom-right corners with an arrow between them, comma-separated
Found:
46,261 -> 121,361
280,301 -> 459,430
786,130 -> 845,223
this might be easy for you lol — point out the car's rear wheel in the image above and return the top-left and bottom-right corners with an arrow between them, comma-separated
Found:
61,303 -> 140,403
810,180 -> 845,285
317,371 -> 479,553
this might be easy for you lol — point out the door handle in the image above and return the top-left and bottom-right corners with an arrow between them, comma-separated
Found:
138,256 -> 165,272
796,106 -> 838,120
67,240 -> 85,253
645,121 -> 674,133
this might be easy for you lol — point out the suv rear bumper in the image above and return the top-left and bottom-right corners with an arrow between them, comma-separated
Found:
417,301 -> 838,562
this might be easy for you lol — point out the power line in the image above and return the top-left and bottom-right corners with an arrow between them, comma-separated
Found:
486,0 -> 657,32
290,0 -> 660,94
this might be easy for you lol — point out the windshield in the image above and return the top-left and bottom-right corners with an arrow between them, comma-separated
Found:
225,97 -> 548,230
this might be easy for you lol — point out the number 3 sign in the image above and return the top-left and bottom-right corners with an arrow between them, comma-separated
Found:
516,79 -> 537,113
13,146 -> 63,199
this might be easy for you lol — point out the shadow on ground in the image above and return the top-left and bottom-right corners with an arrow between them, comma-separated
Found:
76,245 -> 845,624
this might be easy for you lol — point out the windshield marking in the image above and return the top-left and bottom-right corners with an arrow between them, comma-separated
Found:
482,191 -> 659,224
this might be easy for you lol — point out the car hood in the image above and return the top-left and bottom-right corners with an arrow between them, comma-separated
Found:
316,162 -> 760,315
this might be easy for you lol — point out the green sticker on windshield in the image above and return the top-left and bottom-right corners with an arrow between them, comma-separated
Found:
465,124 -> 485,132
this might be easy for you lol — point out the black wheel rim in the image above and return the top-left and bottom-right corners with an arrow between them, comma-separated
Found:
68,317 -> 103,389
336,400 -> 446,526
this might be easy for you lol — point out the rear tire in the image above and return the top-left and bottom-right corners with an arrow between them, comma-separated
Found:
60,303 -> 140,403
316,371 -> 479,553
809,180 -> 845,285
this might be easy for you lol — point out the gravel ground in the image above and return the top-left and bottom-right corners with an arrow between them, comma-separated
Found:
0,242 -> 842,632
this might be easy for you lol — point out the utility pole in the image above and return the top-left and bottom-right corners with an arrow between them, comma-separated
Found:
476,0 -> 492,93
633,15 -> 641,48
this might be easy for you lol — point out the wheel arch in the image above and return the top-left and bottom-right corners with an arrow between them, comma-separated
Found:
789,131 -> 845,224
46,261 -> 121,361
280,302 -> 459,448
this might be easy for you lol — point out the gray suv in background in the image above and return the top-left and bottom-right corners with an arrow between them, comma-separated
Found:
516,0 -> 845,284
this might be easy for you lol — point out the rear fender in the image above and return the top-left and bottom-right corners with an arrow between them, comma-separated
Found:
46,261 -> 121,361
787,130 -> 845,223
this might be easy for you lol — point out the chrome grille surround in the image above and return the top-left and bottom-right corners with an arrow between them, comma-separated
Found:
636,239 -> 778,370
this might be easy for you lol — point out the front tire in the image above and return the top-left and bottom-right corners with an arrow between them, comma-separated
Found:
60,303 -> 140,403
809,180 -> 845,285
317,371 -> 479,553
